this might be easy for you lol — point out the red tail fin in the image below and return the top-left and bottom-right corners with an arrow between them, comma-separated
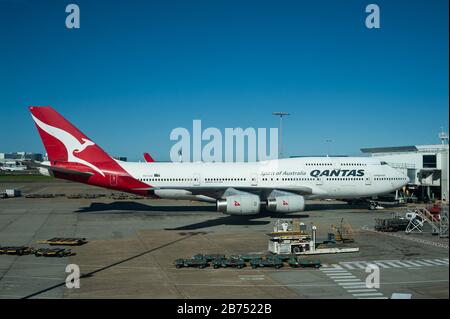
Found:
30,106 -> 115,176
29,106 -> 151,195
144,152 -> 155,163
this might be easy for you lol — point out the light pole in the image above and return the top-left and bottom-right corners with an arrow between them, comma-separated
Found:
272,112 -> 290,158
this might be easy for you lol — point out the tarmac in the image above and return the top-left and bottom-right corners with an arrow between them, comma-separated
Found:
0,179 -> 448,299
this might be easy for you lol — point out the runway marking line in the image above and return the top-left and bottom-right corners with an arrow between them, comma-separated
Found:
172,279 -> 448,288
336,258 -> 448,271
320,266 -> 386,299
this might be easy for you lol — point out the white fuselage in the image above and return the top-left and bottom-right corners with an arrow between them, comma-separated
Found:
119,157 -> 409,202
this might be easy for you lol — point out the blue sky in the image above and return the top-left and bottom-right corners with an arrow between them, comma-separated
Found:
0,0 -> 448,161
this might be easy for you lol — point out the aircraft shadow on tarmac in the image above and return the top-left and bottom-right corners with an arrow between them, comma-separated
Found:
75,201 -> 310,230
75,200 -> 356,214
75,201 -> 217,213
165,211 -> 311,230
306,203 -> 368,211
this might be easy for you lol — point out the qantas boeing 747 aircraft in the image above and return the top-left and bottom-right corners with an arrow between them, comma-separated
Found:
28,106 -> 409,215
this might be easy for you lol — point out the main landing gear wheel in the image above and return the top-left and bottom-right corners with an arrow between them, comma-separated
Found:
369,201 -> 379,210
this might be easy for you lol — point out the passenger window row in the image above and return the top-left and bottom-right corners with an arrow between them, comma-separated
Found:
138,176 -> 403,183
326,177 -> 364,181
139,178 -> 249,182
205,178 -> 246,182
139,178 -> 193,182
305,163 -> 367,166
261,177 -> 318,181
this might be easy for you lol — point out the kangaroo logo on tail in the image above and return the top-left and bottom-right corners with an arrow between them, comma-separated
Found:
31,114 -> 105,177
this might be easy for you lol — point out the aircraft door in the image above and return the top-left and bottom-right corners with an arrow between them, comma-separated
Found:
365,174 -> 372,185
251,173 -> 258,186
193,173 -> 201,186
316,177 -> 323,186
332,158 -> 341,170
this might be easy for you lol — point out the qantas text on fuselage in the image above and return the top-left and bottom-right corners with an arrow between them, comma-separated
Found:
28,106 -> 410,215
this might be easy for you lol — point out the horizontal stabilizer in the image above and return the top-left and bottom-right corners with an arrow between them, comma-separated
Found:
23,161 -> 95,177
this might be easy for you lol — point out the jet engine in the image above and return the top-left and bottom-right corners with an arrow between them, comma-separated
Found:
267,194 -> 305,213
217,194 -> 261,215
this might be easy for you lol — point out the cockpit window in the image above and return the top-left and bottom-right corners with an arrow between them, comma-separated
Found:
380,161 -> 388,165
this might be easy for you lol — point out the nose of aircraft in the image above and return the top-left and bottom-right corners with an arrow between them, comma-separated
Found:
394,168 -> 409,186
400,173 -> 410,187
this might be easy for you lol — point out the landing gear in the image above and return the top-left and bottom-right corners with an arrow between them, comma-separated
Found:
368,201 -> 381,210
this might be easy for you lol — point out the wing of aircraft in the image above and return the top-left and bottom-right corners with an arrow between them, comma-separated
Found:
165,185 -> 315,199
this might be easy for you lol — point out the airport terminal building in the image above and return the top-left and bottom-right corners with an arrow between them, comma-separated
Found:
0,152 -> 43,163
361,143 -> 449,203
